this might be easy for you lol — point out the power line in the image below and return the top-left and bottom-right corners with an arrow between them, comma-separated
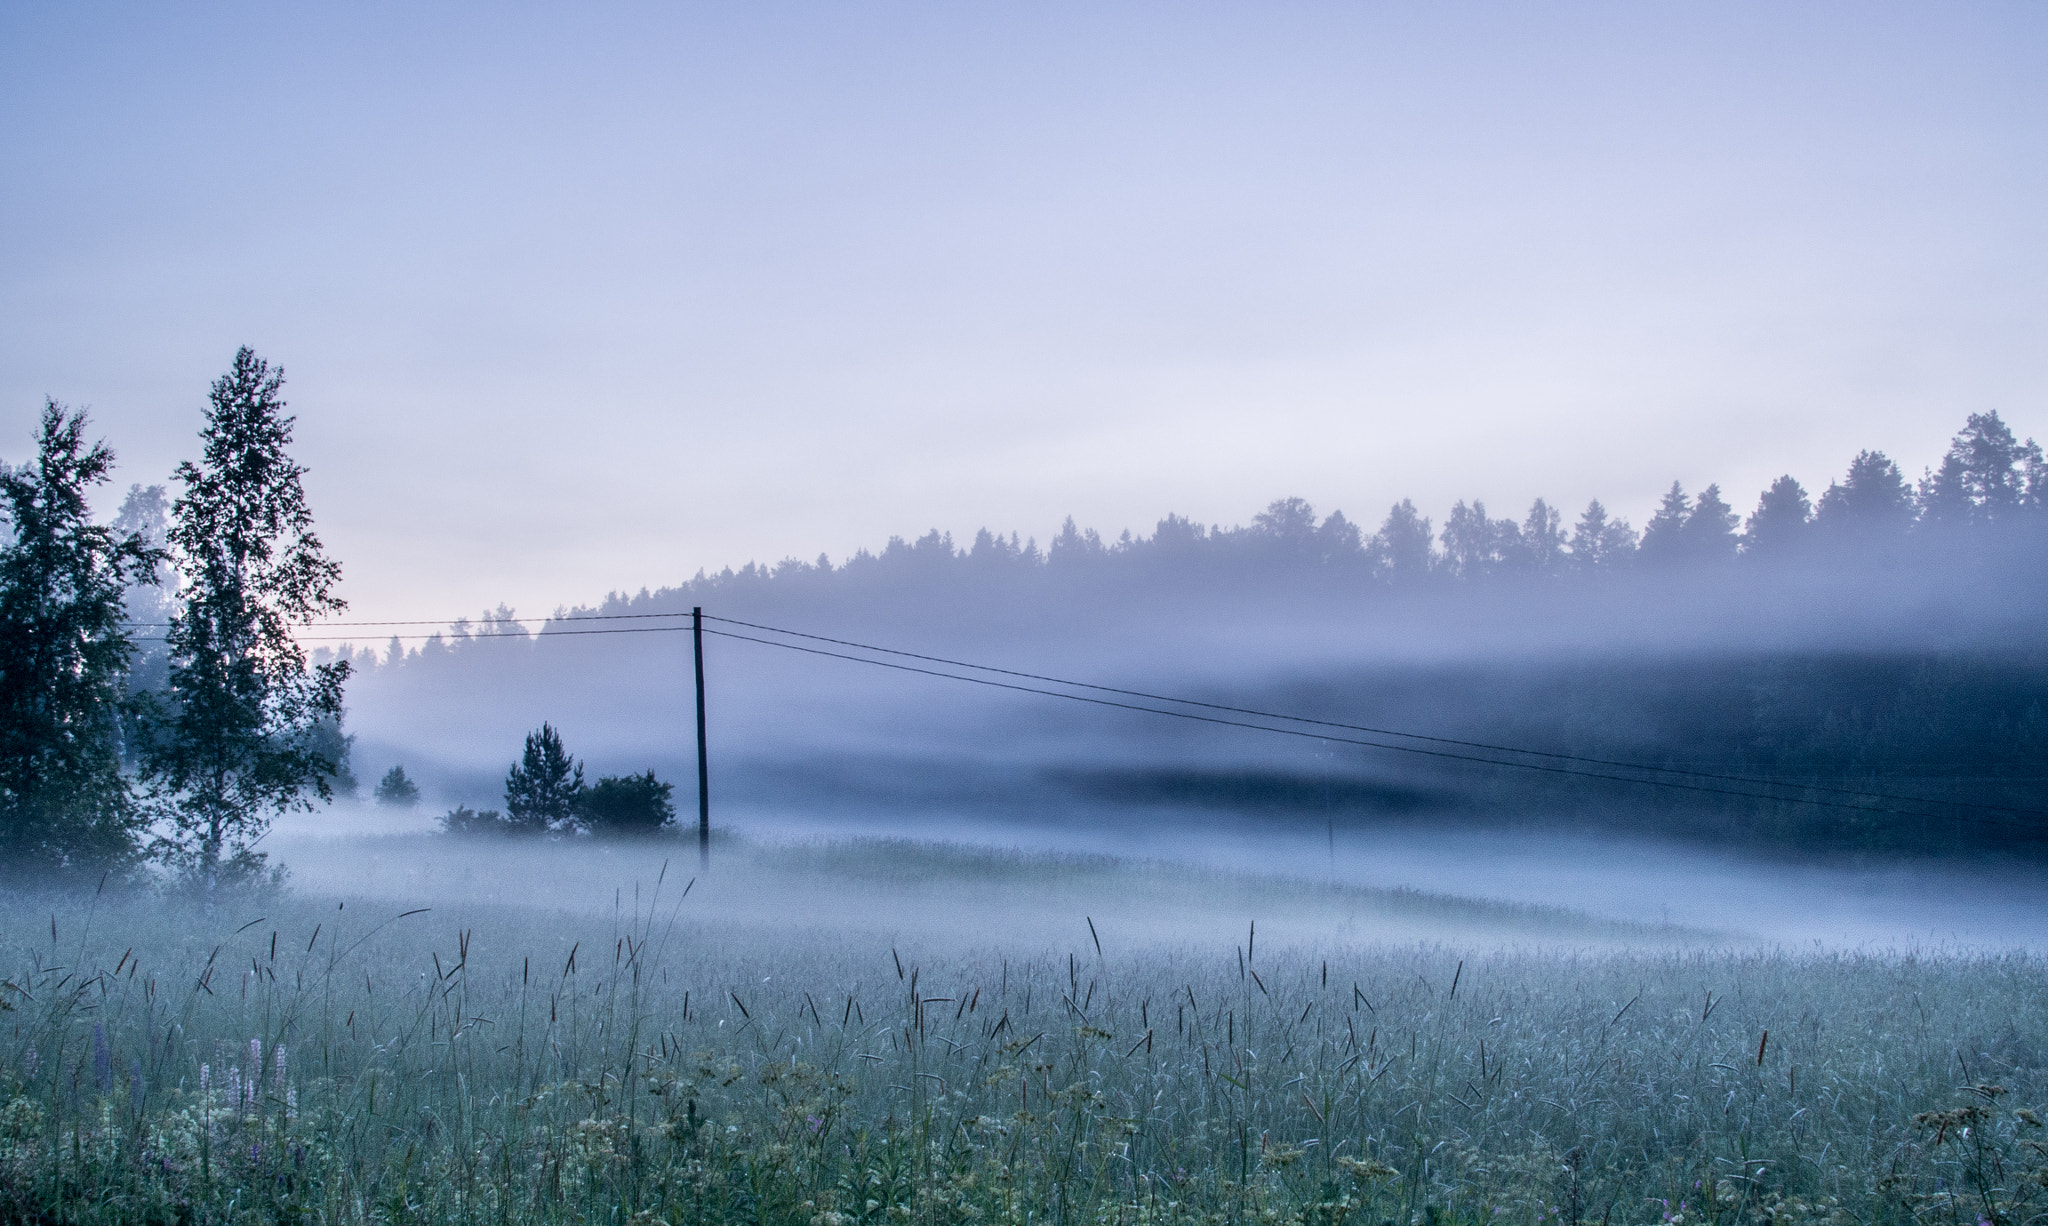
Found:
698,625 -> 2048,836
121,606 -> 2048,830
701,614 -> 2048,821
123,610 -> 696,629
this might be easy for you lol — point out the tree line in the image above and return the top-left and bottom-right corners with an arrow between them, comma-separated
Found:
581,410 -> 2041,601
0,349 -> 345,885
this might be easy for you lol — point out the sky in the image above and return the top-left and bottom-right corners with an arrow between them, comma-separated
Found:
3,2 -> 2044,623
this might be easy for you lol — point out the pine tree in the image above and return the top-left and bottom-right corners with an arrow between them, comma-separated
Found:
1919,411 -> 2043,525
1743,476 -> 1812,556
1568,500 -> 1638,571
1637,482 -> 1692,564
504,723 -> 584,834
1681,484 -> 1740,562
1815,451 -> 1913,534
0,404 -> 160,872
137,349 -> 349,889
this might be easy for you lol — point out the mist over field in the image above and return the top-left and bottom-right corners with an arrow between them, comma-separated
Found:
327,434 -> 2048,873
7,5 -> 2048,1221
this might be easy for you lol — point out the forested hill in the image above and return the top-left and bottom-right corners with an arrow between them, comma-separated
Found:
552,410 -> 2040,622
339,412 -> 2048,859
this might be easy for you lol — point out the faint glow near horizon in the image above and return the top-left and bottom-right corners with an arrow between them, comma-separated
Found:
2,3 -> 2043,621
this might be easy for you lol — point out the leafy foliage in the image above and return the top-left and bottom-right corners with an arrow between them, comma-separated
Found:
374,764 -> 420,809
578,769 -> 676,836
0,405 -> 160,873
135,348 -> 349,888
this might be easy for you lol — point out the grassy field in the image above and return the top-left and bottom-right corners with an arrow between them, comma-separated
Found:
0,835 -> 2042,1225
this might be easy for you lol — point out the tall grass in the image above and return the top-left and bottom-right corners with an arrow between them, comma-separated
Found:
0,843 -> 2041,1225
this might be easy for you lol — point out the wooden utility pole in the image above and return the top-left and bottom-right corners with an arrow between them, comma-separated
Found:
693,606 -> 710,868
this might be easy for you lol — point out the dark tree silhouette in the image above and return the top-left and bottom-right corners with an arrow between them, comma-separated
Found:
578,770 -> 676,836
1252,497 -> 1319,557
1743,475 -> 1812,556
137,349 -> 349,889
0,405 -> 160,873
1815,450 -> 1914,534
375,765 -> 421,810
1918,411 -> 2043,525
504,722 -> 583,833
1568,500 -> 1636,571
1369,500 -> 1434,582
1518,499 -> 1566,571
1681,484 -> 1740,562
1637,483 -> 1692,564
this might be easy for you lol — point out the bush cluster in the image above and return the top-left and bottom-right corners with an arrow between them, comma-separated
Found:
440,722 -> 676,838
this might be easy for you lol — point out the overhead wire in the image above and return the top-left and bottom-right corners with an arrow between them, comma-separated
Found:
699,614 -> 2048,821
118,606 -> 2048,831
696,626 -> 2046,835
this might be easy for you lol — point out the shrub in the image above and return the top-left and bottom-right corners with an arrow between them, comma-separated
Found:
374,764 -> 420,809
577,771 -> 674,836
440,805 -> 511,836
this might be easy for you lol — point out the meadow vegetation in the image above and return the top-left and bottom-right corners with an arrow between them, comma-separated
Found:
0,839 -> 2042,1226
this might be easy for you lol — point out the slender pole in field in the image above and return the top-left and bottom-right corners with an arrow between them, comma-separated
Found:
694,606 -> 710,868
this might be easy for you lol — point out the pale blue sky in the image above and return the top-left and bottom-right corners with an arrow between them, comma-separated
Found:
3,3 -> 2043,619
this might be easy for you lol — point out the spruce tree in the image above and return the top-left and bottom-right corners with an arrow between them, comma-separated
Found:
137,349 -> 349,888
0,404 -> 160,872
504,723 -> 584,834
1743,476 -> 1812,556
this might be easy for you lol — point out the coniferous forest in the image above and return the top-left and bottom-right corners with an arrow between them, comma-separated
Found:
335,410 -> 2048,861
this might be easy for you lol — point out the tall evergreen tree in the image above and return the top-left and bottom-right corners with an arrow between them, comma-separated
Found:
1637,482 -> 1692,565
1743,476 -> 1812,556
1815,451 -> 1913,534
1567,500 -> 1636,571
504,722 -> 583,833
1682,484 -> 1740,562
137,349 -> 349,888
0,404 -> 160,872
1918,411 -> 2043,525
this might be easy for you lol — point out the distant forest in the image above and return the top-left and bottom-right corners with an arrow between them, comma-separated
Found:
344,411 -> 2048,861
577,409 -> 2043,599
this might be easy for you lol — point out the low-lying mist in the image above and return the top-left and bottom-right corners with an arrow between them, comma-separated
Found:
268,804 -> 2048,953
